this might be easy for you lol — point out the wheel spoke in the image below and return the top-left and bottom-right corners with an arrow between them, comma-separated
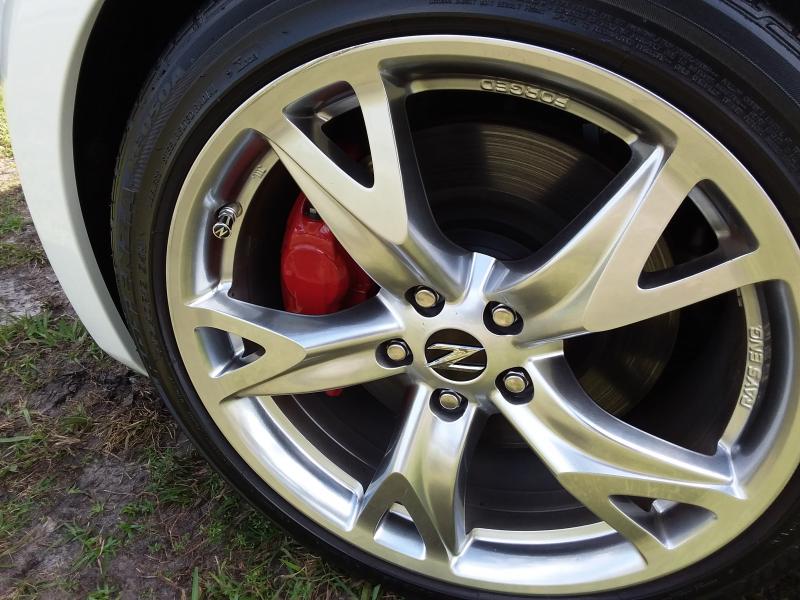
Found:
486,144 -> 768,340
177,290 -> 405,400
583,249 -> 764,332
260,62 -> 471,299
491,354 -> 744,562
357,384 -> 485,558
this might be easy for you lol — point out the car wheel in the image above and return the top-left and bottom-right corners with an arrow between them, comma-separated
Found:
111,1 -> 800,597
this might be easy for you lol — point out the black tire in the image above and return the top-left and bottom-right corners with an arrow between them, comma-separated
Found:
111,1 -> 800,597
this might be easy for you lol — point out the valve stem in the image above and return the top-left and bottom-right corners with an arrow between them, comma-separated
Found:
212,203 -> 242,239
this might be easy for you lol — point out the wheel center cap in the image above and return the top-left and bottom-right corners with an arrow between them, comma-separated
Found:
424,329 -> 487,382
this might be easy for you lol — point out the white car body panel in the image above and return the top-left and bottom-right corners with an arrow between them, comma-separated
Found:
1,0 -> 145,373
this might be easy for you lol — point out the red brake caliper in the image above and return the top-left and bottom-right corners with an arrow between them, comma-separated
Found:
280,193 -> 378,396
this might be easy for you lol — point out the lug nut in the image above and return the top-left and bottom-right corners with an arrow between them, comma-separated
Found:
485,303 -> 522,334
497,369 -> 533,403
385,341 -> 411,363
503,371 -> 528,395
491,305 -> 517,328
413,287 -> 439,309
408,286 -> 444,317
431,389 -> 467,417
438,391 -> 462,411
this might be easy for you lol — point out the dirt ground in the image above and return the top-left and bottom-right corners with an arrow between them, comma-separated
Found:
0,110 -> 797,599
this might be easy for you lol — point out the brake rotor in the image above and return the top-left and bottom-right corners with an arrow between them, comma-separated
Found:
414,121 -> 679,418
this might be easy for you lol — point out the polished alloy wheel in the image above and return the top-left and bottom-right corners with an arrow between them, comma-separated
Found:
161,35 -> 800,595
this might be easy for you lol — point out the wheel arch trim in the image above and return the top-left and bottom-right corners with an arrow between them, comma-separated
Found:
2,0 -> 145,372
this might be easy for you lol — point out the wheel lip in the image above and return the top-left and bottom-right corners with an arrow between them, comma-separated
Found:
163,35 -> 800,594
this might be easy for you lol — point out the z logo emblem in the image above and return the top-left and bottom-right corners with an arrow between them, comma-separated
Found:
425,343 -> 486,373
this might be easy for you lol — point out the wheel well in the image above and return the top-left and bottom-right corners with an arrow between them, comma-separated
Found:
73,0 -> 199,308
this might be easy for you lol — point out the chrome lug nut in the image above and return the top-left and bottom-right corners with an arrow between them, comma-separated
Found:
431,389 -> 467,417
385,341 -> 411,363
485,303 -> 522,334
212,203 -> 242,240
413,287 -> 439,309
496,369 -> 533,404
438,391 -> 463,411
502,371 -> 528,395
408,286 -> 444,317
491,304 -> 517,328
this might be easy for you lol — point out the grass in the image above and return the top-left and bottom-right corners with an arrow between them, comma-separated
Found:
0,478 -> 54,555
0,497 -> 38,550
86,585 -> 119,600
1,421 -> 57,478
0,311 -> 103,388
0,200 -> 25,236
0,89 -> 12,159
0,314 -> 108,554
0,89 -> 37,274
121,499 -> 155,518
0,311 -> 89,348
144,447 -> 208,508
0,242 -> 44,269
0,104 -> 25,235
64,523 -> 120,573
